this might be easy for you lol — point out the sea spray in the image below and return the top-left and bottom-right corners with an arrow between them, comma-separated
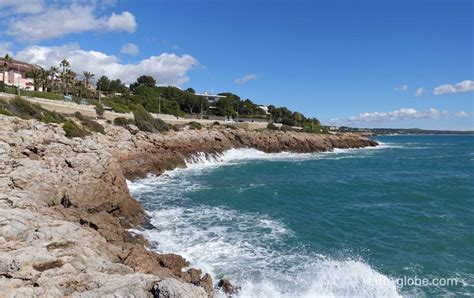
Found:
128,136 -> 473,296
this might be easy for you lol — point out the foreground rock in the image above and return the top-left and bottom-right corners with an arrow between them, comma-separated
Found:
0,115 -> 377,296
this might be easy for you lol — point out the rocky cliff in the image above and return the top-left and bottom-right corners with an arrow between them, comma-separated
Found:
0,115 -> 377,297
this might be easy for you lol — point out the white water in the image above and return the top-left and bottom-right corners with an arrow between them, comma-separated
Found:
127,145 -> 402,297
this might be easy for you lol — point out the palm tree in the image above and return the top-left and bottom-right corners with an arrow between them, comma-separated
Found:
59,59 -> 70,74
59,59 -> 70,94
49,66 -> 59,91
82,71 -> 94,89
64,69 -> 76,96
1,54 -> 12,91
28,67 -> 44,91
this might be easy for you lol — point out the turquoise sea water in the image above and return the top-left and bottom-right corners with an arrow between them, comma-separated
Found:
128,135 -> 473,297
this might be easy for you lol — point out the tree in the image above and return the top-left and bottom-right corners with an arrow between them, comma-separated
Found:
83,71 -> 94,89
59,59 -> 70,93
130,75 -> 156,91
1,54 -> 12,91
96,75 -> 110,92
185,87 -> 195,94
27,67 -> 43,91
63,69 -> 76,95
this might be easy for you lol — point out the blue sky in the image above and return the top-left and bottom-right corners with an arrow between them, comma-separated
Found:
0,0 -> 472,130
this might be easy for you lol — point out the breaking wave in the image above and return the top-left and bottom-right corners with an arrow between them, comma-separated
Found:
127,144 -> 403,297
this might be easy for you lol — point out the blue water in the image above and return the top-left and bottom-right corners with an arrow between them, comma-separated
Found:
128,135 -> 474,297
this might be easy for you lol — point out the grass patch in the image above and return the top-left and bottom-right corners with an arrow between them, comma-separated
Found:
63,121 -> 90,138
6,96 -> 65,123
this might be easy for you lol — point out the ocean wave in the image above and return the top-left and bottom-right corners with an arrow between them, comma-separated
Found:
127,144 -> 404,297
132,202 -> 400,298
182,143 -> 398,171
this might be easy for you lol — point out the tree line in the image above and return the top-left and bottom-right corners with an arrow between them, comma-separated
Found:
1,55 -> 325,132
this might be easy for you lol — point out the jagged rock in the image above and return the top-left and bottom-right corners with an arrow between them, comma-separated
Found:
0,114 -> 377,296
217,278 -> 240,294
150,278 -> 208,298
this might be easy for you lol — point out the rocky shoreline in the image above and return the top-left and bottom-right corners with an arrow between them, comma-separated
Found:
0,115 -> 377,297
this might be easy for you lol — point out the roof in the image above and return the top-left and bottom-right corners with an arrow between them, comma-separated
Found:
195,93 -> 226,98
0,58 -> 39,73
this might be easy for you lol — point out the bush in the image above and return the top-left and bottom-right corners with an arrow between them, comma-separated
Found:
132,104 -> 168,132
0,108 -> 12,116
267,123 -> 279,131
187,121 -> 202,130
73,112 -> 105,134
107,101 -> 130,113
63,121 -> 90,138
21,90 -> 63,101
114,117 -> 134,127
9,96 -> 65,123
95,105 -> 105,117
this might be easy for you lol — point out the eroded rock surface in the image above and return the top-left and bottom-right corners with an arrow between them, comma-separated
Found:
0,115 -> 377,296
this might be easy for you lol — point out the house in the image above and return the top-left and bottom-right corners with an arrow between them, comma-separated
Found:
258,105 -> 271,115
195,92 -> 226,106
0,57 -> 38,91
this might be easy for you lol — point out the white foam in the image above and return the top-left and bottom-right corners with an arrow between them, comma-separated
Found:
127,143 -> 403,297
135,203 -> 400,298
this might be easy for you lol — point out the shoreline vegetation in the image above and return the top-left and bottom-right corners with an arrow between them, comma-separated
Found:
1,56 -> 328,134
0,111 -> 377,296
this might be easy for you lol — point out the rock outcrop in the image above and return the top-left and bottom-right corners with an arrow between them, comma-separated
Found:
0,115 -> 377,296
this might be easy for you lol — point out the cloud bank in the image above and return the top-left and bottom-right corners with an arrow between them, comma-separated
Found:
3,2 -> 136,42
15,43 -> 198,86
330,107 -> 447,125
433,80 -> 474,95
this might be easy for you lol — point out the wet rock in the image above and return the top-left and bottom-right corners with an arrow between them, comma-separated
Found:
217,279 -> 240,295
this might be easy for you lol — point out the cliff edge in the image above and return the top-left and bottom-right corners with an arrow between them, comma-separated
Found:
0,115 -> 377,297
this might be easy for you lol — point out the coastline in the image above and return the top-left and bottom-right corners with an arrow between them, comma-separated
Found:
0,115 -> 377,296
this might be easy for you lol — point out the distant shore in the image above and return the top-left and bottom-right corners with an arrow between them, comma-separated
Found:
0,114 -> 377,296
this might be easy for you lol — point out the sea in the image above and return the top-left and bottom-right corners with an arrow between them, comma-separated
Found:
127,135 -> 473,297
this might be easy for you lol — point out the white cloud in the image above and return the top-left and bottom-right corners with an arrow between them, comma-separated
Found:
414,87 -> 425,97
433,80 -> 474,95
330,107 -> 447,125
0,42 -> 13,56
121,43 -> 139,55
104,11 -> 136,33
5,3 -> 137,42
235,74 -> 257,84
15,43 -> 198,86
394,84 -> 408,91
454,111 -> 472,117
0,0 -> 44,15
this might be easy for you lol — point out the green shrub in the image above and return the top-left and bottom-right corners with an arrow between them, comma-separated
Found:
21,90 -> 63,100
63,121 -> 90,138
187,121 -> 202,130
267,123 -> 279,130
108,101 -> 130,113
9,96 -> 65,123
73,112 -> 105,134
114,117 -> 134,127
132,104 -> 168,132
0,108 -> 12,116
95,105 -> 105,117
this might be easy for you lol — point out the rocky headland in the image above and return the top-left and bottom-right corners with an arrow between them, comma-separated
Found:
0,115 -> 377,297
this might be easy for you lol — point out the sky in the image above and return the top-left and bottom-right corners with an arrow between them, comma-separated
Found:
0,0 -> 473,130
